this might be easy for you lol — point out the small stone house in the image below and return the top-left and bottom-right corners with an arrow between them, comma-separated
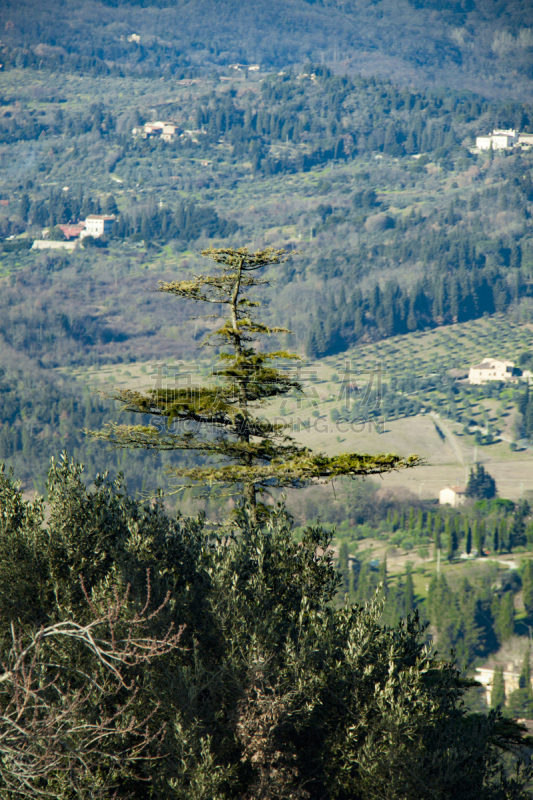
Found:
439,485 -> 467,508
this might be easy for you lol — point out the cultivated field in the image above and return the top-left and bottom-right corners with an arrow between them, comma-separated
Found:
61,314 -> 533,501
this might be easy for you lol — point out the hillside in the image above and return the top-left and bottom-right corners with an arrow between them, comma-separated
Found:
0,64 -> 533,373
1,0 -> 533,98
47,315 -> 533,502
1,53 -> 533,507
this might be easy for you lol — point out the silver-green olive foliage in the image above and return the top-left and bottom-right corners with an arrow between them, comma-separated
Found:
0,457 -> 531,800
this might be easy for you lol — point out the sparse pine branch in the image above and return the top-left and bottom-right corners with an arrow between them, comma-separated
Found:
165,452 -> 421,490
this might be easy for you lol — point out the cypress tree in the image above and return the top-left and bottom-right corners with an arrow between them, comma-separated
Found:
491,666 -> 505,709
520,648 -> 531,691
523,560 -> 533,619
466,464 -> 497,500
473,519 -> 484,556
404,564 -> 414,615
18,193 -> 30,222
496,593 -> 515,645
500,518 -> 508,552
445,517 -> 453,562
466,525 -> 472,555
305,323 -> 321,359
480,520 -> 486,552
434,514 -> 442,553
510,510 -> 527,550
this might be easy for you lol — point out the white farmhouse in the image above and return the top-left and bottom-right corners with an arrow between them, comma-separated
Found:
475,129 -> 518,151
439,485 -> 467,508
492,129 -> 518,148
475,664 -> 522,706
160,123 -> 177,142
468,358 -> 521,385
133,122 -> 178,142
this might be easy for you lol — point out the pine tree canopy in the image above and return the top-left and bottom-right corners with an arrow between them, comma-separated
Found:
466,464 -> 497,501
87,247 -> 420,515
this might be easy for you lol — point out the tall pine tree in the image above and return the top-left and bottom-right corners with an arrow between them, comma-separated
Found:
88,248 -> 420,518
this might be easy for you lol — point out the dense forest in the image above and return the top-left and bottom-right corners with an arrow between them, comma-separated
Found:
0,362 -> 178,495
1,0 -> 533,99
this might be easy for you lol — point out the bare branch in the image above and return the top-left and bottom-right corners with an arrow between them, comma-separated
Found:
0,571 -> 185,798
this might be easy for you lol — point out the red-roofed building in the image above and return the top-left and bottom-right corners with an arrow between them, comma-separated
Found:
58,223 -> 85,240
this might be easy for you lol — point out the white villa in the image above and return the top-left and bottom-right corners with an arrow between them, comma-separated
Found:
80,215 -> 116,239
475,129 -> 533,152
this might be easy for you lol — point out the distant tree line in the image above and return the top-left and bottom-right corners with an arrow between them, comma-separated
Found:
18,186 -> 115,228
2,41 -> 196,80
115,200 -> 238,243
306,265 -> 522,357
0,365 -> 172,494
17,187 -> 237,244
